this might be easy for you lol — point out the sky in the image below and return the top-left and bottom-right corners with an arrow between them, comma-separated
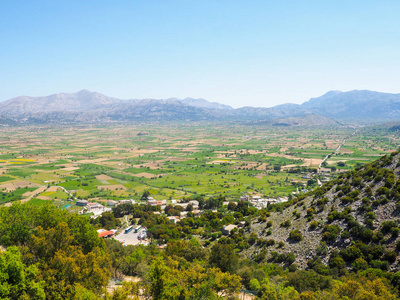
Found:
1,1 -> 399,108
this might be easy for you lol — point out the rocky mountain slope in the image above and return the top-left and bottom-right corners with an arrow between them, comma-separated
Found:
249,149 -> 400,272
0,90 -> 318,124
1,89 -> 400,124
301,90 -> 400,121
0,90 -> 121,114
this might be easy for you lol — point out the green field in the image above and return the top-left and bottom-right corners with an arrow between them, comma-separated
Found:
0,123 -> 398,205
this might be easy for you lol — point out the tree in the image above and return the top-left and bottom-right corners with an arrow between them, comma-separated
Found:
95,211 -> 120,230
0,203 -> 110,298
141,190 -> 150,200
227,202 -> 237,211
186,203 -> 193,212
209,243 -> 238,273
125,246 -> 146,276
286,270 -> 331,293
0,246 -> 45,299
332,278 -> 396,300
145,260 -> 241,300
249,278 -> 261,291
146,258 -> 178,300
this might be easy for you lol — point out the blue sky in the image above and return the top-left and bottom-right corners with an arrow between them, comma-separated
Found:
1,1 -> 399,107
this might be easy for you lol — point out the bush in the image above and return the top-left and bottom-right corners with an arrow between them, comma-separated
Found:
341,230 -> 350,239
309,221 -> 319,230
288,263 -> 297,272
322,225 -> 341,243
381,221 -> 398,234
249,278 -> 260,291
340,245 -> 364,262
266,239 -> 275,246
352,258 -> 368,271
384,251 -> 397,263
329,254 -> 346,270
286,252 -> 296,264
376,187 -> 390,197
369,260 -> 389,271
317,242 -> 328,257
286,270 -> 332,293
392,227 -> 400,238
289,230 -> 303,242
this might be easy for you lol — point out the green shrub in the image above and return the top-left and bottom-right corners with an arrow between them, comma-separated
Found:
289,230 -> 303,242
266,239 -> 275,246
309,221 -> 319,230
352,258 -> 368,271
288,263 -> 297,272
286,252 -> 296,264
392,227 -> 400,238
249,278 -> 260,291
322,225 -> 341,243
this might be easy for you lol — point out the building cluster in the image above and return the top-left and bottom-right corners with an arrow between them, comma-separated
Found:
77,200 -> 112,216
82,193 -> 292,245
244,195 -> 288,209
76,199 -> 135,215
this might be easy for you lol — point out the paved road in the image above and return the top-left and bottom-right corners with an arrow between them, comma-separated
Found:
318,136 -> 350,171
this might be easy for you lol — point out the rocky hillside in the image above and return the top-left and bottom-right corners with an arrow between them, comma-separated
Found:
249,149 -> 400,273
301,90 -> 400,121
0,90 -> 121,114
2,89 -> 400,124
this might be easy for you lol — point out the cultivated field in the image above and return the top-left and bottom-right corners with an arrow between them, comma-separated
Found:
0,123 -> 398,206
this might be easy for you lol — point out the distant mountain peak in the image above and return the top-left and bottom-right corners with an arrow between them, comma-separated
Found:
302,90 -> 400,121
0,90 -> 121,115
76,89 -> 93,94
179,97 -> 233,110
1,89 -> 400,124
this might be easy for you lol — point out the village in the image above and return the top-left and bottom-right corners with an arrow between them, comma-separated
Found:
80,193 -> 290,246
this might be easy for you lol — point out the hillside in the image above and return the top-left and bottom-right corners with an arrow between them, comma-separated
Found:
2,89 -> 400,124
0,90 -> 121,114
250,149 -> 400,273
271,114 -> 339,127
301,90 -> 400,121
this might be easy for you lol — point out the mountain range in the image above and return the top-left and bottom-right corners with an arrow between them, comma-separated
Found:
0,89 -> 400,125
